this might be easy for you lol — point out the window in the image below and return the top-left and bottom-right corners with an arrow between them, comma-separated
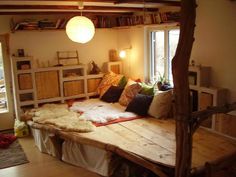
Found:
150,28 -> 180,85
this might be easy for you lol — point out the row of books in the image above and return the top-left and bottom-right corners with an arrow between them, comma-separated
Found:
116,12 -> 180,27
12,18 -> 68,31
11,12 -> 180,31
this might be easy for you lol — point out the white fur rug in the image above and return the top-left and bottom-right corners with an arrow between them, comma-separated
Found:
31,104 -> 95,132
70,99 -> 138,123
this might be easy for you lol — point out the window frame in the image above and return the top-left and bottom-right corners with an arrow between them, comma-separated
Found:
147,26 -> 180,85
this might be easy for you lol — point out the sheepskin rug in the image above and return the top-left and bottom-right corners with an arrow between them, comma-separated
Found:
31,104 -> 95,132
70,99 -> 138,123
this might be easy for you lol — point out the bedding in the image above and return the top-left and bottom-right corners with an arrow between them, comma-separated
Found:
70,98 -> 138,124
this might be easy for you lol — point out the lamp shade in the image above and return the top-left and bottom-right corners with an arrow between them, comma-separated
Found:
119,50 -> 126,59
66,16 -> 95,44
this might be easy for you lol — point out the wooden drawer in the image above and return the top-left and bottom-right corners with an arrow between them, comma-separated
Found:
18,74 -> 33,90
35,71 -> 60,99
87,78 -> 102,93
64,80 -> 84,97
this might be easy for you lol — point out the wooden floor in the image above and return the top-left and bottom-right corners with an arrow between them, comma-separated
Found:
0,136 -> 100,177
30,117 -> 236,176
58,118 -> 236,169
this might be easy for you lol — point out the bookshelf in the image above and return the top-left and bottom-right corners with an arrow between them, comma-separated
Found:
10,11 -> 180,32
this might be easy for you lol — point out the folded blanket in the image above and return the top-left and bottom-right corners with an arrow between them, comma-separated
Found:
70,99 -> 138,123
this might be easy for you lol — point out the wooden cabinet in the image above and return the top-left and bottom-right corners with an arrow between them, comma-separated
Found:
189,65 -> 228,130
63,80 -> 84,97
105,61 -> 122,74
18,74 -> 33,90
35,71 -> 60,99
12,57 -> 104,119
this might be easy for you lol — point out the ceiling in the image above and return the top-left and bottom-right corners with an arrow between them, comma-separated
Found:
0,0 -> 181,16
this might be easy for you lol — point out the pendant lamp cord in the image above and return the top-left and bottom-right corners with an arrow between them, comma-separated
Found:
78,1 -> 84,16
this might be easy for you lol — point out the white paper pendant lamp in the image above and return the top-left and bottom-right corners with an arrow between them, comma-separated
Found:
66,16 -> 95,44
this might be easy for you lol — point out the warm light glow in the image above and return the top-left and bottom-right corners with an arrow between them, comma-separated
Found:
66,16 -> 95,44
119,50 -> 126,59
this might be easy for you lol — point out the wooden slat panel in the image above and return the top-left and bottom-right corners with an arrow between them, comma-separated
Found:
63,80 -> 84,97
35,71 -> 60,99
87,78 -> 102,93
18,73 -> 32,90
215,113 -> 236,138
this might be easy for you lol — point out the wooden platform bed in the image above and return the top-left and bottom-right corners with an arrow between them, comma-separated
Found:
28,116 -> 236,177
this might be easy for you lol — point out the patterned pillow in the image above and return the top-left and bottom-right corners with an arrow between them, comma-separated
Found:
97,72 -> 123,97
119,79 -> 142,106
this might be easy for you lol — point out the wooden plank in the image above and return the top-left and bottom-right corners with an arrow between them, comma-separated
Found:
35,71 -> 60,99
63,80 -> 84,97
29,117 -> 236,174
18,73 -> 33,90
119,120 -> 176,153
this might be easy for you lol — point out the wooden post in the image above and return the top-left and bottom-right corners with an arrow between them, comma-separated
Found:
172,0 -> 196,177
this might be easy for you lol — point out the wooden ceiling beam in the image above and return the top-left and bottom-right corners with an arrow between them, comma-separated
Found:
114,0 -> 181,6
0,5 -> 158,12
0,0 -> 180,6
0,11 -> 133,16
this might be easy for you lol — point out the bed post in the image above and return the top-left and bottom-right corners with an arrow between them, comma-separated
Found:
172,0 -> 196,177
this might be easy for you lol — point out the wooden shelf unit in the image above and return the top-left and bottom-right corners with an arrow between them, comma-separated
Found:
11,56 -> 104,119
188,65 -> 228,130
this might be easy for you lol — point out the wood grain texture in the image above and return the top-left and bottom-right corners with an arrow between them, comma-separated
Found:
18,73 -> 33,90
63,80 -> 84,96
35,71 -> 60,99
87,78 -> 102,93
29,118 -> 236,176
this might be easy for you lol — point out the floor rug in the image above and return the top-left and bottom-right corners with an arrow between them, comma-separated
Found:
0,139 -> 29,169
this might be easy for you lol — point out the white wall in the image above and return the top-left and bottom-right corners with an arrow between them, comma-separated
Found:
117,26 -> 146,81
10,28 -> 118,71
191,0 -> 236,102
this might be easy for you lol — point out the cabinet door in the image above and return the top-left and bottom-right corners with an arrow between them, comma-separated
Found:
35,71 -> 60,99
63,80 -> 84,97
18,74 -> 33,90
87,78 -> 102,93
199,92 -> 213,128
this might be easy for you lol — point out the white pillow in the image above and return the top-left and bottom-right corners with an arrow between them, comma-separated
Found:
148,90 -> 173,119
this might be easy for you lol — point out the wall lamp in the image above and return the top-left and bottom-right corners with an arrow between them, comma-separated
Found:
119,46 -> 132,59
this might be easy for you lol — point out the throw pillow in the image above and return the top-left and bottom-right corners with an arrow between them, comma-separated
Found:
148,90 -> 173,119
118,76 -> 127,88
126,94 -> 153,116
101,86 -> 124,103
140,82 -> 155,96
97,72 -> 123,97
119,79 -> 142,106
